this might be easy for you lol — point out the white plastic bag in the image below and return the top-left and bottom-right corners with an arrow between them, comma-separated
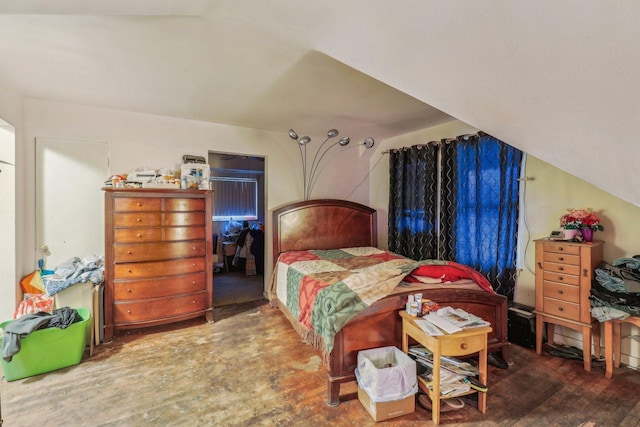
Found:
355,346 -> 418,402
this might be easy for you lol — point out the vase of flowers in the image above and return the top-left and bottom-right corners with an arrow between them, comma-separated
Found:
559,208 -> 604,242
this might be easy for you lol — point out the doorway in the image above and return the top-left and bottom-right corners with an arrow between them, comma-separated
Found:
208,152 -> 266,307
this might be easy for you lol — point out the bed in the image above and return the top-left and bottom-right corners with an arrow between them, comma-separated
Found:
269,199 -> 509,406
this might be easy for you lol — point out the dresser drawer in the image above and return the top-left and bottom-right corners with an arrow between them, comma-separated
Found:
165,212 -> 205,226
113,272 -> 206,300
114,212 -> 162,227
114,257 -> 205,279
114,227 -> 163,243
543,297 -> 580,321
542,270 -> 580,286
165,198 -> 206,212
542,281 -> 580,303
543,262 -> 580,276
439,331 -> 487,356
113,226 -> 206,243
113,291 -> 209,323
164,226 -> 206,241
114,198 -> 162,212
543,243 -> 581,256
543,252 -> 580,266
114,241 -> 206,262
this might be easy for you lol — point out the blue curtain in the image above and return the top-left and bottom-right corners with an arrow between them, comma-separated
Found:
388,133 -> 522,299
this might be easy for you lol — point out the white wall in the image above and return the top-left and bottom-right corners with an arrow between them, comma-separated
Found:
0,79 -> 23,321
20,99 -> 370,296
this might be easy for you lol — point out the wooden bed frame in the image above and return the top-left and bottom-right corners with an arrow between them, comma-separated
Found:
272,199 -> 509,406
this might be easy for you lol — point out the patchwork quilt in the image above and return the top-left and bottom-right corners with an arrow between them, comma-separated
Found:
270,247 -> 494,354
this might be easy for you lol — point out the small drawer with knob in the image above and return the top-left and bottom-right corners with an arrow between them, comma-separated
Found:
543,270 -> 580,286
113,197 -> 162,212
113,212 -> 162,227
543,262 -> 580,276
542,297 -> 580,321
542,281 -> 579,303
113,291 -> 208,323
440,332 -> 486,356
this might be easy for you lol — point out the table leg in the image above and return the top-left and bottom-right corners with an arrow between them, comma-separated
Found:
613,322 -> 622,369
604,320 -> 613,379
535,316 -> 544,354
432,348 -> 441,425
581,326 -> 592,372
478,346 -> 487,413
592,321 -> 601,360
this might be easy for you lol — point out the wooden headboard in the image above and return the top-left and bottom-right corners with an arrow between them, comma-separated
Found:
272,199 -> 377,263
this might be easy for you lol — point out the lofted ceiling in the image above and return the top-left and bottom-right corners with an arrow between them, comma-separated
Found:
1,1 -> 639,205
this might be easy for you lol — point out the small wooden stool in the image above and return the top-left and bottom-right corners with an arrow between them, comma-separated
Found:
604,315 -> 640,379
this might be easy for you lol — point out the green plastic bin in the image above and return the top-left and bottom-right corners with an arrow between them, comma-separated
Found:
0,308 -> 90,381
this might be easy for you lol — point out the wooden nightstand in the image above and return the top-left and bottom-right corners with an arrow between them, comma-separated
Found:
400,311 -> 491,425
534,239 -> 603,371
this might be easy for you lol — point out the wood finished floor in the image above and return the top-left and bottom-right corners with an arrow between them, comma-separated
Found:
2,301 -> 640,426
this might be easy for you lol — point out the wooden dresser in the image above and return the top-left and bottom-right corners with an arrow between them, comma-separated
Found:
534,239 -> 603,371
103,188 -> 213,341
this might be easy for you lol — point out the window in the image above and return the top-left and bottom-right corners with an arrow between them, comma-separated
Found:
211,177 -> 258,221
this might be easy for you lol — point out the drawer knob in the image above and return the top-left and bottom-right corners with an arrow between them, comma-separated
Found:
128,310 -> 132,314
557,289 -> 564,294
136,202 -> 141,206
558,267 -> 564,271
193,263 -> 196,267
127,269 -> 132,273
558,276 -> 563,281
537,262 -> 542,269
127,288 -> 132,293
192,281 -> 196,284
137,233 -> 142,238
559,257 -> 564,261
192,300 -> 196,304
127,250 -> 132,255
193,246 -> 196,250
136,218 -> 142,222
558,307 -> 564,312
460,343 -> 468,350
559,247 -> 564,251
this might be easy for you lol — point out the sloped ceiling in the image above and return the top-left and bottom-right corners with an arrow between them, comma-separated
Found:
0,1 -> 638,205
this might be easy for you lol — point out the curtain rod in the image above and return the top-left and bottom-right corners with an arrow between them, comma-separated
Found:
384,132 -> 487,154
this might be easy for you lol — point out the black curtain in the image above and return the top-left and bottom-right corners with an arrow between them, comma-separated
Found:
388,144 -> 439,260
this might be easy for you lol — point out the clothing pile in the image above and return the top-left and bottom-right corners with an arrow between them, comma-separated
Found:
41,254 -> 104,296
590,257 -> 640,322
2,306 -> 82,362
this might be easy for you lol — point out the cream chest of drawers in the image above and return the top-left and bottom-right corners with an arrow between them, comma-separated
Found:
104,188 -> 213,341
534,239 -> 603,371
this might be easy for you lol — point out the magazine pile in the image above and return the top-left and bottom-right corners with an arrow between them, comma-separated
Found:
408,345 -> 488,396
414,306 -> 490,336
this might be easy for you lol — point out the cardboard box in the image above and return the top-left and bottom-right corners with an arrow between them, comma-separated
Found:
358,386 -> 415,422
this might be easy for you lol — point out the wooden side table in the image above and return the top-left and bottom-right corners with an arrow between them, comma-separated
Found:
604,315 -> 640,379
400,311 -> 492,425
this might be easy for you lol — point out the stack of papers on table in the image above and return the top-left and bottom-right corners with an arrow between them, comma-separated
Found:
417,306 -> 490,336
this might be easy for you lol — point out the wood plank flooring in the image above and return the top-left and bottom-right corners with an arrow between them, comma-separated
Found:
2,301 -> 640,426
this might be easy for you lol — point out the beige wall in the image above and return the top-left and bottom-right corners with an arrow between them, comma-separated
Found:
19,98 -> 371,294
